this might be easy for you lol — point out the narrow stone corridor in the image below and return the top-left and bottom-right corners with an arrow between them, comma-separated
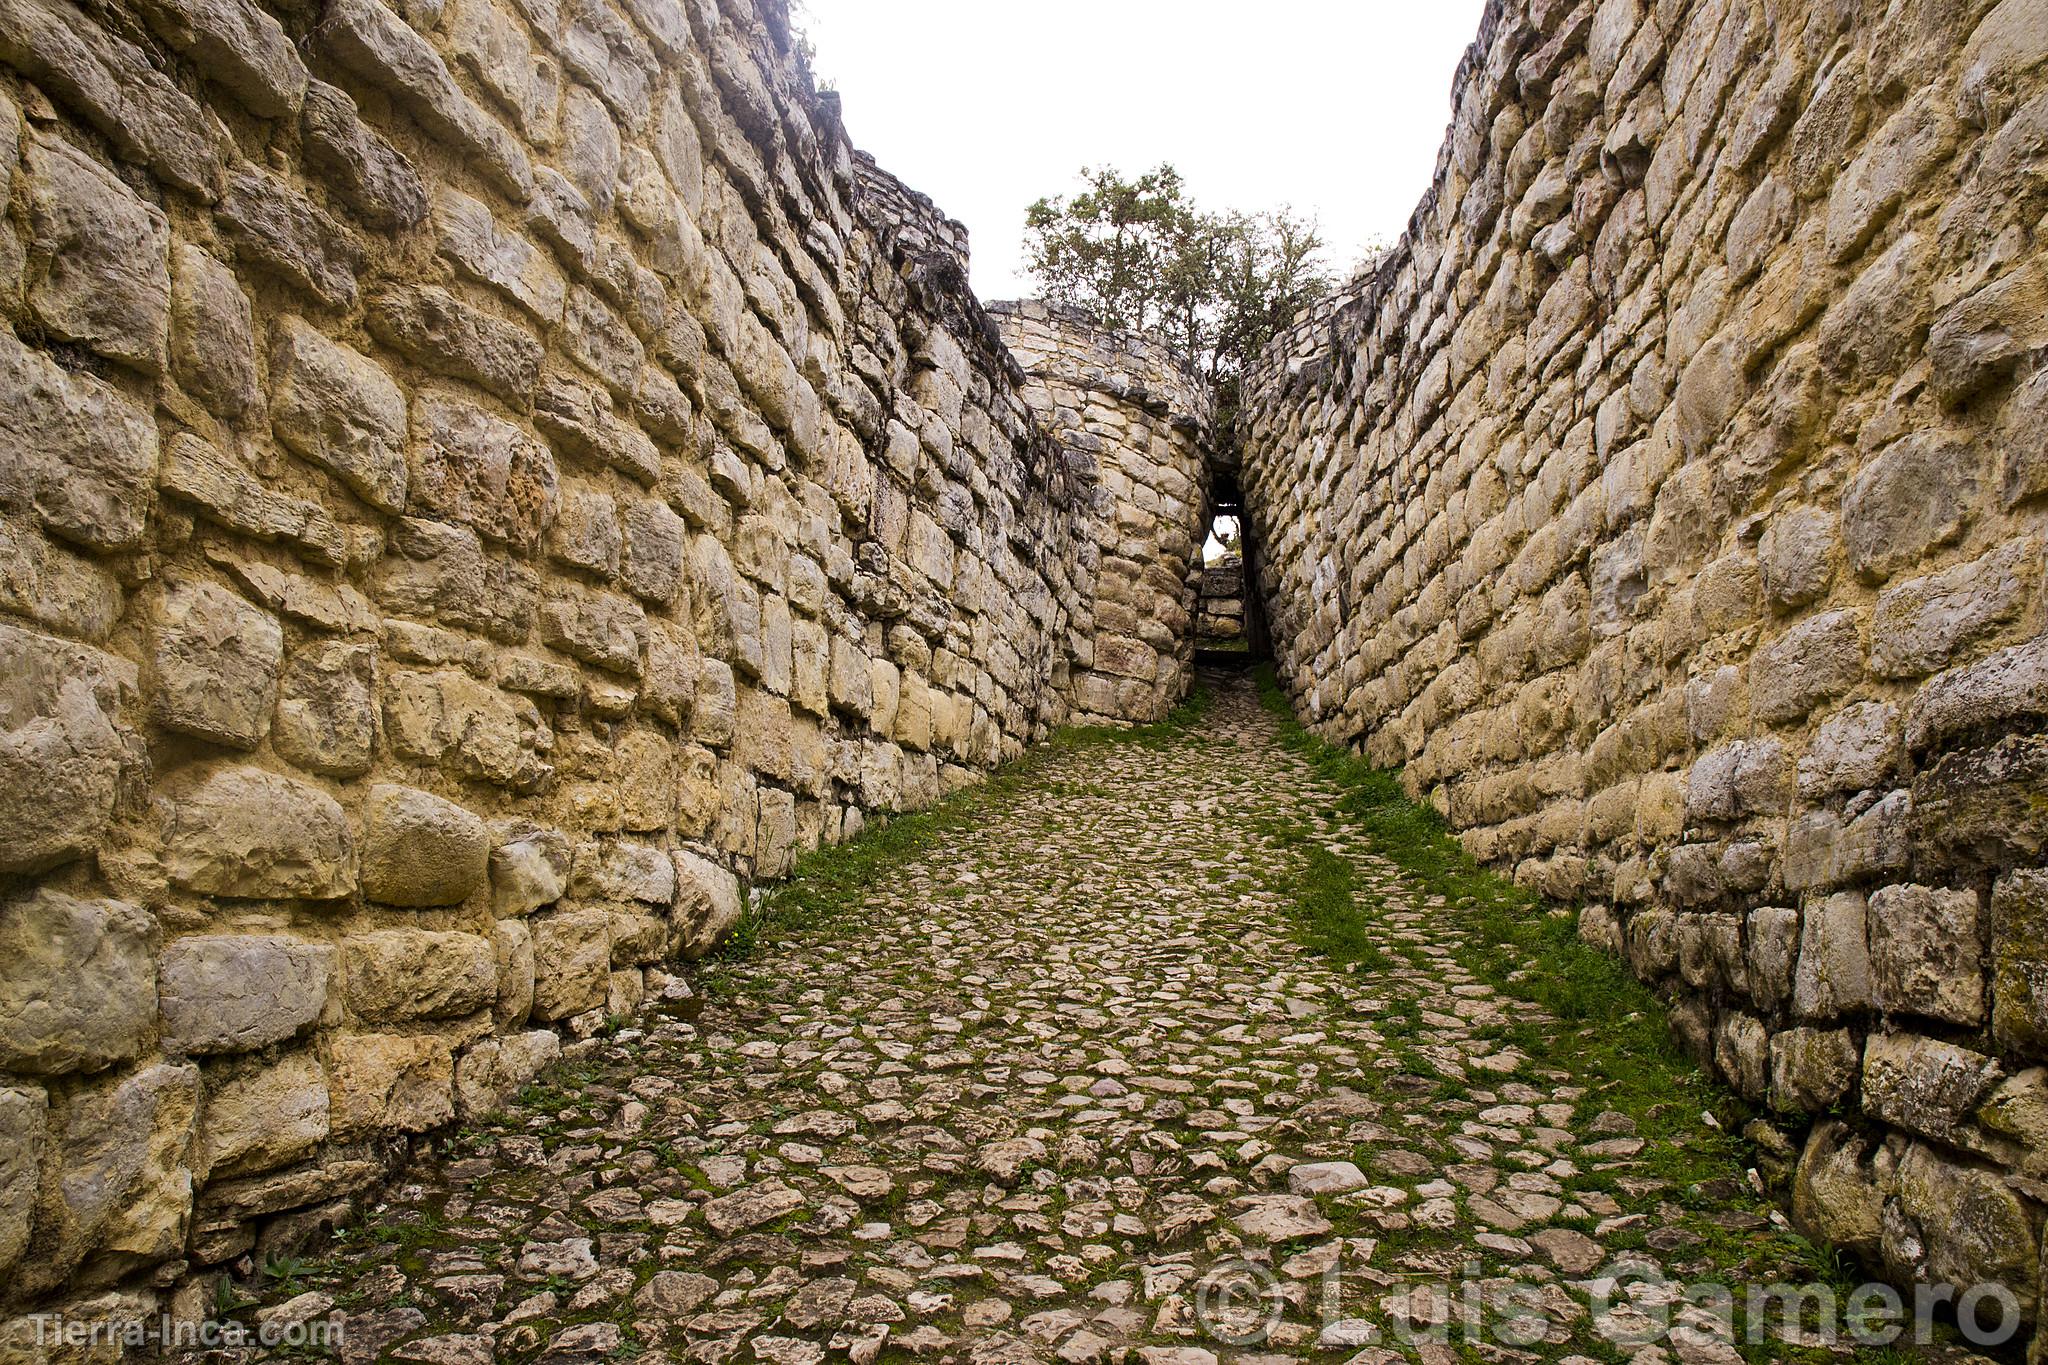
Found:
205,677 -> 1947,1365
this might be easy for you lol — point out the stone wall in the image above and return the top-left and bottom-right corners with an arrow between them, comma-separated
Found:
1241,0 -> 2048,1329
0,0 -> 1205,1319
992,300 -> 1212,725
1197,555 -> 1248,645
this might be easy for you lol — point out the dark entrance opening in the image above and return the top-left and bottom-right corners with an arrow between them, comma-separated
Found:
1194,469 -> 1270,667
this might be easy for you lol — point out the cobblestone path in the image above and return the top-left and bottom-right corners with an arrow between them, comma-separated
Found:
222,676 -> 1916,1365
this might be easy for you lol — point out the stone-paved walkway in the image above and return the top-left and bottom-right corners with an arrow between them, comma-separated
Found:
213,676 -> 1934,1365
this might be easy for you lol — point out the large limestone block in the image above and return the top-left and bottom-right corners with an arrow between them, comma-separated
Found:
1870,884 -> 1985,1026
169,245 -> 259,420
539,583 -> 645,676
1841,433 -> 1978,583
359,784 -> 489,907
490,826 -> 571,917
147,579 -> 283,749
1906,636 -> 2048,753
366,284 -> 542,404
492,917 -> 534,1024
24,133 -> 169,374
1791,1120 -> 1883,1256
1869,537 -> 2037,679
275,640 -> 376,778
1864,1032 -> 2003,1144
217,166 -> 362,308
454,1030 -> 559,1117
1770,1028 -> 1860,1114
1993,870 -> 2048,1059
384,669 -> 553,792
0,318 -> 158,554
1896,1142 -> 2038,1316
1797,701 -> 1901,799
343,928 -> 495,1021
0,622 -> 129,874
158,934 -> 333,1056
40,1063 -> 199,1288
162,764 -> 355,900
196,1051 -> 327,1180
667,855 -> 741,961
0,890 -> 155,1075
270,316 -> 406,513
410,393 -> 559,551
1749,609 -> 1864,724
0,1085 -> 44,1274
1793,891 -> 1872,1022
300,81 -> 428,230
132,0 -> 307,118
327,1032 -> 454,1139
571,840 -> 675,905
529,908 -> 611,1021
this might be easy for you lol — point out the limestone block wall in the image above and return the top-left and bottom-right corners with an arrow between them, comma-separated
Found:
1241,0 -> 2048,1325
1197,555 -> 1248,644
992,300 -> 1213,725
0,0 -> 1198,1318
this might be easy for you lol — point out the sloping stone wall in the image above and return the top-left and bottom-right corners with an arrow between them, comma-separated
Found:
1241,0 -> 2048,1327
993,300 -> 1212,726
0,0 -> 1206,1319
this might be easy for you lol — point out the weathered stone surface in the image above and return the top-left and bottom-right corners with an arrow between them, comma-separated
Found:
1869,537 -> 2036,679
217,167 -> 362,309
384,669 -> 553,792
0,1086 -> 44,1273
1864,1032 -> 2002,1143
39,1063 -> 199,1284
0,322 -> 158,553
434,188 -> 564,324
271,317 -> 408,514
1869,884 -> 1984,1026
162,764 -> 356,900
1841,434 -> 1978,583
344,929 -> 496,1021
0,622 -> 129,874
0,891 -> 155,1075
1793,891 -> 1871,1023
529,908 -> 611,1021
367,285 -> 543,404
453,1030 -> 559,1116
410,394 -> 559,552
360,784 -> 490,908
328,1032 -> 454,1139
674,849 -> 742,959
158,934 -> 332,1056
492,827 -> 572,918
196,1051 -> 328,1179
1797,701 -> 1899,799
147,579 -> 283,749
1896,1141 -> 2039,1316
1749,609 -> 1863,724
1770,1027 -> 1859,1114
1907,636 -> 2048,753
24,133 -> 170,373
1792,1120 -> 1883,1256
169,245 -> 260,420
276,641 -> 377,778
1993,870 -> 2048,1060
133,0 -> 307,119
300,81 -> 428,230
540,584 -> 646,676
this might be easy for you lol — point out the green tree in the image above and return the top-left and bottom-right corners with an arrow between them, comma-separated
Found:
1023,165 -> 1335,419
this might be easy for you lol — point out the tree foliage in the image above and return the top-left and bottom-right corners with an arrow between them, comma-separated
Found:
1022,165 -> 1335,409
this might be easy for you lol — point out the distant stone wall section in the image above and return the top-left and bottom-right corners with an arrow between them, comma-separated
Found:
993,300 -> 1212,725
1241,0 -> 2048,1331
0,0 -> 1205,1323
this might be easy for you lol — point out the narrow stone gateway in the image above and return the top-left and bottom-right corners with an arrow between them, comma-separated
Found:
0,0 -> 2045,1353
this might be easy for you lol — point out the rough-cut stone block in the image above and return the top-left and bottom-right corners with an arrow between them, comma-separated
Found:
622,498 -> 686,605
1863,1033 -> 2002,1143
669,848 -> 738,960
25,133 -> 170,373
1913,735 -> 2048,870
275,640 -> 376,778
271,317 -> 407,514
434,188 -> 564,324
344,929 -> 495,1021
148,579 -> 282,749
0,890 -> 155,1075
1685,738 -> 1789,823
1794,891 -> 1871,1023
1906,637 -> 2048,753
384,669 -> 553,793
540,584 -> 646,676
217,167 -> 362,309
162,763 -> 356,900
1750,609 -> 1863,724
133,0 -> 307,119
1869,884 -> 1984,1026
491,826 -> 571,917
1758,505 -> 1836,613
454,1030 -> 559,1117
1870,537 -> 2036,679
1841,433 -> 1978,583
196,1051 -> 327,1180
529,908 -> 611,1021
1771,1028 -> 1859,1114
169,245 -> 259,420
360,784 -> 489,907
0,1085 -> 44,1274
410,393 -> 558,552
1791,1121 -> 1882,1256
366,284 -> 543,404
1797,701 -> 1900,799
39,1063 -> 198,1287
159,934 -> 332,1056
300,80 -> 428,229
548,485 -> 621,578
327,1032 -> 454,1139
1993,871 -> 2048,1060
0,321 -> 158,553
1896,1141 -> 2038,1317
0,622 -> 129,874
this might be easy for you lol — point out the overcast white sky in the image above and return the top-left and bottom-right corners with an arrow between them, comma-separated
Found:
800,0 -> 1491,301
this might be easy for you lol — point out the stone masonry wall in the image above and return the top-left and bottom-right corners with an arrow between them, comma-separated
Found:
1241,0 -> 2048,1331
993,300 -> 1213,727
0,0 -> 1203,1321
